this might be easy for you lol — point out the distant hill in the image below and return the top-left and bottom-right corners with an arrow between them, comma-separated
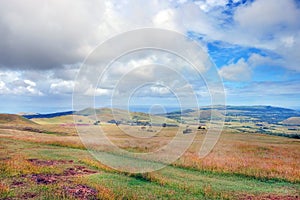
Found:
163,105 -> 300,124
282,117 -> 300,125
76,107 -> 177,125
23,111 -> 74,119
0,114 -> 37,125
75,107 -> 126,116
19,105 -> 300,125
74,108 -> 95,116
222,106 -> 300,124
31,115 -> 92,125
24,107 -> 176,125
164,109 -> 224,123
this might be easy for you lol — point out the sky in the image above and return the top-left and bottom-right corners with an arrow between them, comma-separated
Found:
0,0 -> 300,113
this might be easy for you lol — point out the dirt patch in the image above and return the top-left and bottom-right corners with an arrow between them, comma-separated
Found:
13,159 -> 99,198
21,192 -> 37,199
31,174 -> 58,184
27,158 -> 73,166
240,194 -> 299,200
63,165 -> 97,176
30,165 -> 97,184
63,184 -> 97,200
11,180 -> 25,187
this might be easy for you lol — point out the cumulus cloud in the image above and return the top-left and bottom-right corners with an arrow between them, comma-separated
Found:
50,80 -> 74,94
0,0 -> 222,71
234,0 -> 299,36
0,0 -> 107,70
0,0 -> 299,112
196,0 -> 229,12
228,0 -> 300,71
247,53 -> 282,67
219,58 -> 252,81
0,67 -> 81,96
219,51 -> 287,82
152,9 -> 177,30
150,85 -> 171,95
0,0 -> 299,72
0,77 -> 43,96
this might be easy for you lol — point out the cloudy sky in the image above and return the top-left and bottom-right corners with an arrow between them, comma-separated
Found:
0,0 -> 299,113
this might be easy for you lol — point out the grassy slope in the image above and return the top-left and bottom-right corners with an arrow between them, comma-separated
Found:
31,115 -> 92,125
1,132 -> 299,199
1,125 -> 299,181
0,114 -> 37,125
282,117 -> 300,125
76,107 -> 178,125
32,112 -> 177,126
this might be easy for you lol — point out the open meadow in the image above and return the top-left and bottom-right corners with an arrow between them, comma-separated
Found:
0,114 -> 299,200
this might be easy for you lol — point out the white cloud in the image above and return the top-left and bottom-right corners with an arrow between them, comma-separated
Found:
280,36 -> 295,48
24,79 -> 36,87
0,0 -> 299,73
197,0 -> 229,12
234,0 -> 299,35
247,53 -> 282,67
0,0 -> 299,107
0,0 -> 107,69
50,81 -> 74,94
0,71 -> 43,95
152,9 -> 177,30
84,87 -> 111,96
219,58 -> 251,81
218,52 -> 284,82
150,86 -> 171,95
0,81 -> 9,93
222,0 -> 300,71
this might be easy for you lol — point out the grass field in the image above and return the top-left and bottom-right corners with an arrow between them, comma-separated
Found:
0,118 -> 299,199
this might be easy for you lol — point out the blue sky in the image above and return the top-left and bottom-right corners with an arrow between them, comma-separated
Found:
0,0 -> 299,113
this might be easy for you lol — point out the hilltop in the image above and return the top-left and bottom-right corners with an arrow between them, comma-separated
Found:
17,105 -> 300,138
26,107 -> 177,126
282,117 -> 300,125
0,114 -> 37,126
21,105 -> 300,124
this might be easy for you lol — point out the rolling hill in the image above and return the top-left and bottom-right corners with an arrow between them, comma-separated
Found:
20,105 -> 300,129
31,115 -> 92,125
0,114 -> 37,125
23,111 -> 74,119
282,117 -> 300,125
25,108 -> 176,126
75,107 -> 178,125
163,105 -> 300,124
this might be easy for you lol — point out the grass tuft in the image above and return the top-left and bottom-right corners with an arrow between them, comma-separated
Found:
0,182 -> 12,199
0,155 -> 61,177
79,158 -> 116,173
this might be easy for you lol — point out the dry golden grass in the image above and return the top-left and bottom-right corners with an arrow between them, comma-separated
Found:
0,114 -> 37,125
0,182 -> 10,199
79,158 -> 116,173
175,132 -> 300,182
94,184 -> 116,200
0,155 -> 62,177
103,124 -> 182,153
32,115 -> 91,125
0,128 -> 85,149
1,124 -> 299,183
